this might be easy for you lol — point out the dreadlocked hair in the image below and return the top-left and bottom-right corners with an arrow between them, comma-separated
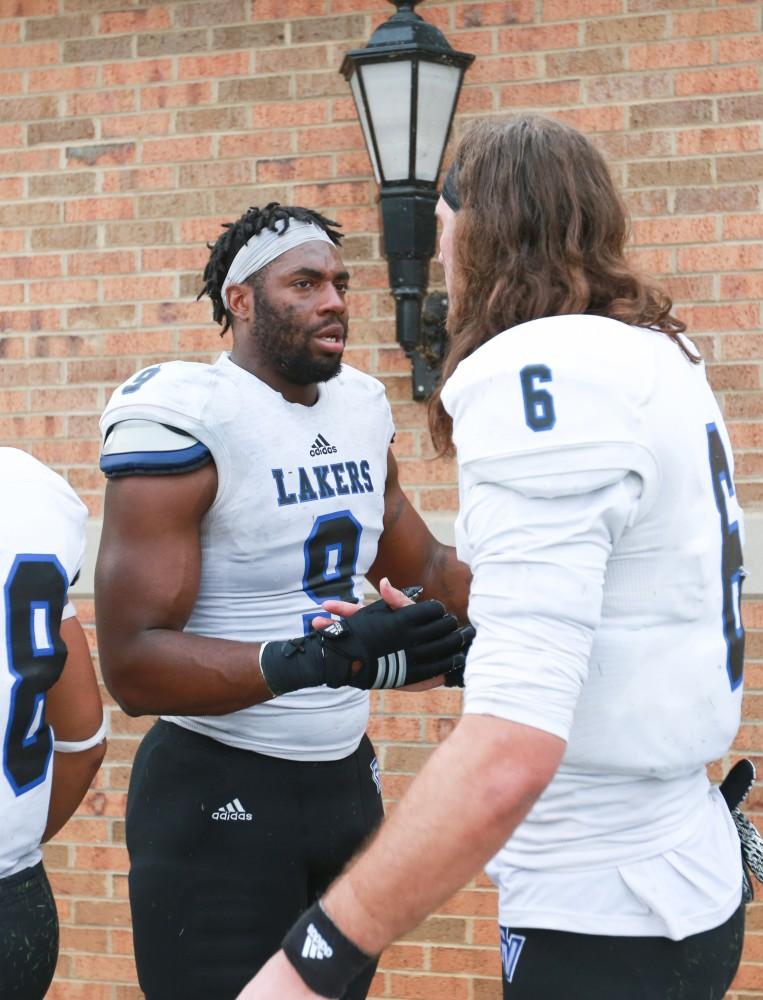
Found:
198,202 -> 343,335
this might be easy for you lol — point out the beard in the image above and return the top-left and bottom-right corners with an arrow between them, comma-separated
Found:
250,284 -> 345,386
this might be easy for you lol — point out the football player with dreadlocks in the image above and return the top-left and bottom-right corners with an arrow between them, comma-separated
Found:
94,202 -> 472,1000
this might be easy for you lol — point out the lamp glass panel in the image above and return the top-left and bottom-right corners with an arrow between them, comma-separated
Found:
360,60 -> 412,182
415,61 -> 461,182
350,72 -> 381,184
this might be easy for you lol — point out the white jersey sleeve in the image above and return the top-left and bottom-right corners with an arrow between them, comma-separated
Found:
461,474 -> 641,740
0,448 -> 88,878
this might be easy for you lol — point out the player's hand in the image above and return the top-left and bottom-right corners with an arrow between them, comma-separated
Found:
235,949 -> 323,1000
315,578 -> 470,691
316,579 -> 471,691
259,582 -> 472,695
313,576 -> 414,628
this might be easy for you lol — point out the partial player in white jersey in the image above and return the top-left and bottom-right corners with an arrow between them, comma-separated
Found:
0,448 -> 106,1000
239,118 -> 749,1000
95,203 -> 472,1000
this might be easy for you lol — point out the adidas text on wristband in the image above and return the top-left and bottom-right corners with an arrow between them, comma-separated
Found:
282,900 -> 374,999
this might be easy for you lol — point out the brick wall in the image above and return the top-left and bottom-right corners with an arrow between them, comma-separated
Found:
0,0 -> 761,997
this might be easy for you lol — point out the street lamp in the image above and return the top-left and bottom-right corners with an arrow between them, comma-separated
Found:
341,1 -> 474,399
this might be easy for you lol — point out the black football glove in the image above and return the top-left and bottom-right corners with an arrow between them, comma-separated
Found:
259,598 -> 473,695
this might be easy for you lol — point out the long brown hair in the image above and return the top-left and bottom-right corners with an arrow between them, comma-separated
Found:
429,115 -> 694,454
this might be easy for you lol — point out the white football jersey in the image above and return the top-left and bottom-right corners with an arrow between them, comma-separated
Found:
0,449 -> 87,879
442,315 -> 744,938
100,353 -> 393,760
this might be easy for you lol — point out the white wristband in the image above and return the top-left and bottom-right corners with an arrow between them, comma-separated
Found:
54,716 -> 108,753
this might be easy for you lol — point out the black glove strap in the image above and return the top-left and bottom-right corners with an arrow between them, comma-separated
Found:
282,900 -> 374,999
259,635 -> 326,696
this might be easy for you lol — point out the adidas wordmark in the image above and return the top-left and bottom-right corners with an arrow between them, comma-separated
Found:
212,798 -> 252,821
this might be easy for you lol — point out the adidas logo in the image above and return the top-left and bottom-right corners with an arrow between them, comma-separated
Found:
301,923 -> 333,960
211,798 -> 252,822
309,433 -> 338,457
372,650 -> 407,689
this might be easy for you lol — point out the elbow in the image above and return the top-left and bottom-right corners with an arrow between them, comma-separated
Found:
100,654 -> 154,718
456,716 -> 564,831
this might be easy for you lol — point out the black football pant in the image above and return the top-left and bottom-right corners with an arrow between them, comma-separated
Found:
0,862 -> 58,1000
126,721 -> 384,1000
500,899 -> 744,998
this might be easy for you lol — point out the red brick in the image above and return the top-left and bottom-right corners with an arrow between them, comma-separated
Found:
677,244 -> 761,273
676,66 -> 761,97
584,14 -> 666,44
29,279 -> 98,305
0,21 -> 20,43
103,276 -> 175,302
141,136 -> 213,163
388,972 -> 470,999
0,123 -> 23,147
71,954 -> 137,982
632,216 -> 717,245
252,0 -> 327,17
500,79 -> 580,107
177,51 -> 250,79
0,41 -> 59,68
718,36 -> 763,64
723,215 -> 763,241
101,165 -> 176,193
544,0 -> 620,16
456,1 -> 533,27
721,275 -> 763,302
67,90 -> 136,117
46,982 -> 111,1000
677,125 -> 761,155
628,39 -> 712,70
27,65 -> 99,93
0,70 -> 24,95
674,9 -> 760,37
0,147 -> 59,172
102,113 -> 171,139
431,945 -> 502,976
99,7 -> 170,33
252,99 -> 329,129
686,305 -> 760,333
219,130 -> 295,159
102,58 -> 173,87
140,82 -> 213,110
64,197 -> 134,223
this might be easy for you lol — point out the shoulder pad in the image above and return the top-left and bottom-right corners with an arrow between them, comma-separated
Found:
442,315 -> 660,498
100,420 -> 212,478
100,360 -> 222,438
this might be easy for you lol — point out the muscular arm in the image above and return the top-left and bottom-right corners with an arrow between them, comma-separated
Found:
367,451 -> 471,622
43,616 -> 106,841
95,464 -> 274,717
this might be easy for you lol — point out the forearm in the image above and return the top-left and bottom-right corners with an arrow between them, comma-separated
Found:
100,629 -> 273,717
323,715 -> 563,955
418,542 -> 471,623
43,742 -> 107,841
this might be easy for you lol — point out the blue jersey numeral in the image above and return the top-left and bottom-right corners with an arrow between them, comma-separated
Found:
520,365 -> 556,432
122,366 -> 161,395
707,424 -> 745,690
301,511 -> 362,634
3,556 -> 68,796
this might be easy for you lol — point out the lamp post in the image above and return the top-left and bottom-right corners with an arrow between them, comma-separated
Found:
341,1 -> 474,399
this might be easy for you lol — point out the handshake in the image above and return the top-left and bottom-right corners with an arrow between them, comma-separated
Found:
260,583 -> 473,696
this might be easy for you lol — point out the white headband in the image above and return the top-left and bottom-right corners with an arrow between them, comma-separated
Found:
221,219 -> 336,309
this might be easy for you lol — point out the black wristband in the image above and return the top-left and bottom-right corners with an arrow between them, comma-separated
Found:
282,900 -> 374,999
